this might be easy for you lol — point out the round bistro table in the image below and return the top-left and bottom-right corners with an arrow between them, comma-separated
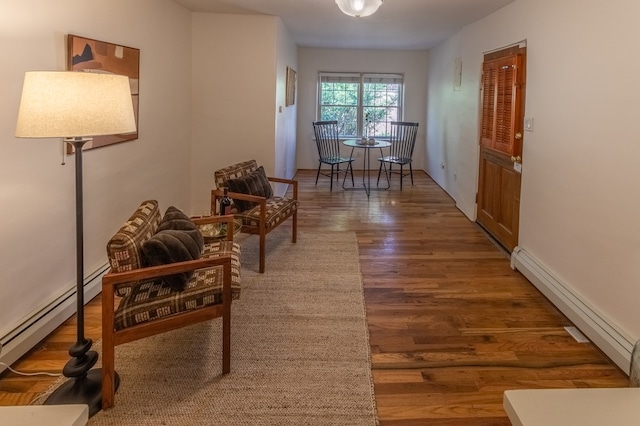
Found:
342,139 -> 391,196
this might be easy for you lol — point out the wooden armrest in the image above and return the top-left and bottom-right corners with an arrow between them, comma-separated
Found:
267,177 -> 298,200
227,191 -> 267,203
211,189 -> 267,203
212,177 -> 297,204
267,176 -> 296,185
190,214 -> 234,226
102,254 -> 232,292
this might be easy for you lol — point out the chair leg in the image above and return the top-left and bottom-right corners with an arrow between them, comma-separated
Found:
222,316 -> 230,374
399,165 -> 404,190
101,342 -> 115,410
292,211 -> 298,243
409,163 -> 414,185
315,162 -> 321,185
222,262 -> 231,374
349,162 -> 355,186
378,162 -> 390,186
101,290 -> 116,410
329,164 -> 334,191
259,231 -> 266,273
341,162 -> 354,187
342,163 -> 348,186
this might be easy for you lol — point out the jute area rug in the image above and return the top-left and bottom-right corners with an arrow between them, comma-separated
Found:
44,229 -> 378,425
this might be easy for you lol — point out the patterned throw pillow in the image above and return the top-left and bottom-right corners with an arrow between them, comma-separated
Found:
140,206 -> 204,291
226,166 -> 273,212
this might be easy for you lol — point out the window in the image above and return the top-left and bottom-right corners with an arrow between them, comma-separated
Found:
318,72 -> 404,138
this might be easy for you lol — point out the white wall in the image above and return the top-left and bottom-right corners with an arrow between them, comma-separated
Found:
274,19 -> 298,193
426,33 -> 470,209
191,13 -> 297,211
427,0 -> 640,359
296,48 -> 428,170
0,0 -> 192,346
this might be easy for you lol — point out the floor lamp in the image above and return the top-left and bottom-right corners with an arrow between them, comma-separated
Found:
15,71 -> 136,415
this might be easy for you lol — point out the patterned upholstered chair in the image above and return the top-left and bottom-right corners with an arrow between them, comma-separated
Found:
213,160 -> 298,273
101,200 -> 241,409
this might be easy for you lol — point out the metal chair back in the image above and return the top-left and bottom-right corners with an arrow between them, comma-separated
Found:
312,120 -> 342,162
389,121 -> 419,161
312,120 -> 354,191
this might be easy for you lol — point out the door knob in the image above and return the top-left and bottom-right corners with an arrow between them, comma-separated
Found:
515,132 -> 522,140
511,155 -> 522,163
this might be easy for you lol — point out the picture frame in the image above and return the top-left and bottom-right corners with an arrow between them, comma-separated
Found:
67,34 -> 140,152
454,57 -> 462,90
286,66 -> 297,106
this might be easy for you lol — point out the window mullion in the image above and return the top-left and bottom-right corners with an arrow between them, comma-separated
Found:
357,74 -> 364,137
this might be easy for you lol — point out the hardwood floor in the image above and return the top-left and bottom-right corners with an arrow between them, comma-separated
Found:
0,170 -> 628,424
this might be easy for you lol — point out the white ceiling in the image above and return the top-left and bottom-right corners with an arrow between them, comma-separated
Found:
171,0 -> 515,50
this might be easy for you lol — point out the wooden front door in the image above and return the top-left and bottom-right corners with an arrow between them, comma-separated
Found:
477,46 -> 526,252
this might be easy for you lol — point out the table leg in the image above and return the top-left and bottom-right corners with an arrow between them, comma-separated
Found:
342,144 -> 390,195
343,147 -> 356,190
364,146 -> 371,196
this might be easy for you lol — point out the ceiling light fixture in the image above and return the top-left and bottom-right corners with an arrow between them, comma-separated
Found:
335,0 -> 383,18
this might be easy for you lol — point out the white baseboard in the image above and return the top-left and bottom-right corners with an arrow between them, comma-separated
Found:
0,263 -> 109,374
511,247 -> 633,374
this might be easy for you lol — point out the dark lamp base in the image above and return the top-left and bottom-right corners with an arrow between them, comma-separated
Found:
44,369 -> 120,417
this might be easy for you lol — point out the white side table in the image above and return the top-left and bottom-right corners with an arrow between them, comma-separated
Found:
504,388 -> 640,426
0,404 -> 88,426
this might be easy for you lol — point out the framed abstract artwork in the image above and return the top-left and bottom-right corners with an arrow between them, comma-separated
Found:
286,66 -> 297,107
67,34 -> 140,151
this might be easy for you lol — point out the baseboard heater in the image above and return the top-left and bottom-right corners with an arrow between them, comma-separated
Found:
0,262 -> 109,374
511,247 -> 633,374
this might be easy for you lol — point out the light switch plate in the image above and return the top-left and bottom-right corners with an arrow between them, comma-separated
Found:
524,117 -> 534,131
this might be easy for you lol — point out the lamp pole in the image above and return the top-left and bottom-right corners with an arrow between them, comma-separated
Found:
44,138 -> 117,417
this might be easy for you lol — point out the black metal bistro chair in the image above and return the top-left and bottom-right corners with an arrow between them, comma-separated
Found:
377,121 -> 419,190
312,120 -> 355,191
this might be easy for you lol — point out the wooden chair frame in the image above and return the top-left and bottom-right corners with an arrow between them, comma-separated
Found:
101,214 -> 236,409
212,176 -> 298,274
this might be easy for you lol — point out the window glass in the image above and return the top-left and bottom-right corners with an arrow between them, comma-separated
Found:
318,73 -> 403,138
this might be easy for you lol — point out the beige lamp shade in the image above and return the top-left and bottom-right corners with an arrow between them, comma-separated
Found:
335,0 -> 383,17
15,71 -> 137,138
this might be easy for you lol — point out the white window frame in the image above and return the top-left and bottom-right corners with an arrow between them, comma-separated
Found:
317,72 -> 404,138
